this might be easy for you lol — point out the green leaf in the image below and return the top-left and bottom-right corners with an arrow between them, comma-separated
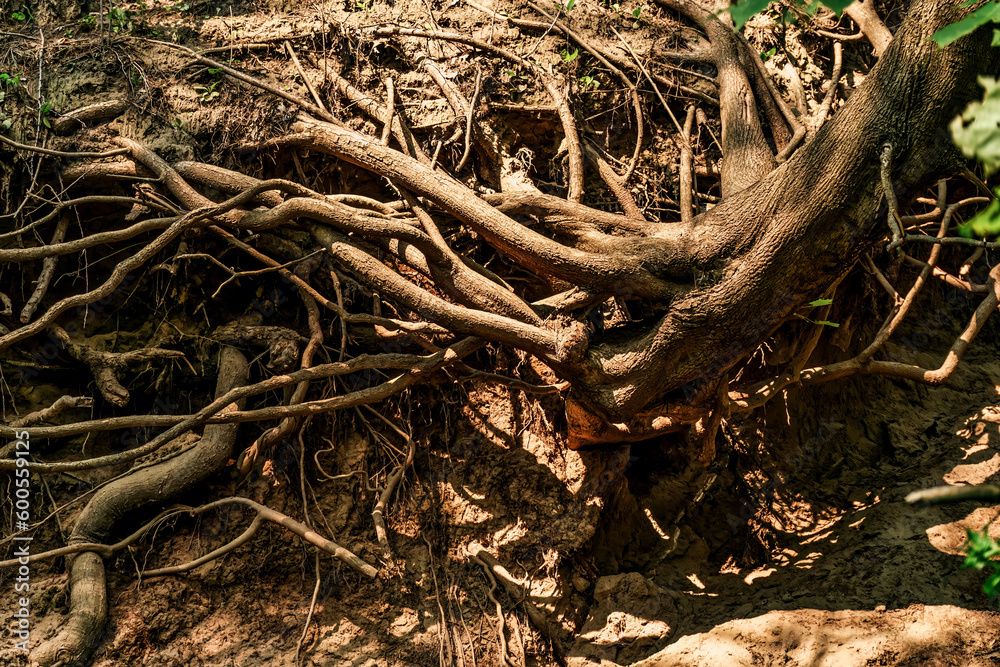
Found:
815,320 -> 840,328
808,298 -> 833,307
984,571 -> 1000,598
819,0 -> 853,17
951,77 -> 1000,176
993,28 -> 1000,46
932,1 -> 1000,48
964,528 -> 1000,567
729,0 -> 771,31
959,195 -> 1000,238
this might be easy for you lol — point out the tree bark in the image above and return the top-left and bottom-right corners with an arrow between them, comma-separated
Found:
568,0 -> 999,423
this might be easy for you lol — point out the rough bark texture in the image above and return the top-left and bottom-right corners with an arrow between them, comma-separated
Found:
32,347 -> 249,667
0,0 -> 998,664
570,0 -> 999,423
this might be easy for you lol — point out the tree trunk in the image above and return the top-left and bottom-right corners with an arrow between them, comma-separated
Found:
568,0 -> 999,426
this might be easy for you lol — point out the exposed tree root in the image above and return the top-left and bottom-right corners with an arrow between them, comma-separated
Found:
469,544 -> 568,667
845,0 -> 895,55
0,1 -> 998,662
33,346 -> 249,667
50,325 -> 185,407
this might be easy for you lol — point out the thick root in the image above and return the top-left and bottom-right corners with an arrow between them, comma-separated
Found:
32,347 -> 249,666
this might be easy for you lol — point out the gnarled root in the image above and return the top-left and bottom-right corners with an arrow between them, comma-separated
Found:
32,347 -> 249,667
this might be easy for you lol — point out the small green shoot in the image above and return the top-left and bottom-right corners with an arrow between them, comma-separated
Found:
11,4 -> 32,22
560,47 -> 579,63
579,75 -> 599,89
39,102 -> 53,129
193,80 -> 221,103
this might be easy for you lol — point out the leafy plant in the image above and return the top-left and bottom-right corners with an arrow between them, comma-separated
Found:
130,66 -> 144,90
963,528 -> 1000,604
108,7 -> 133,32
560,47 -> 579,63
555,0 -> 576,13
11,4 -> 32,22
503,69 -> 529,100
0,73 -> 24,88
193,80 -> 221,103
354,0 -> 371,12
39,102 -> 53,129
579,74 -> 600,89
